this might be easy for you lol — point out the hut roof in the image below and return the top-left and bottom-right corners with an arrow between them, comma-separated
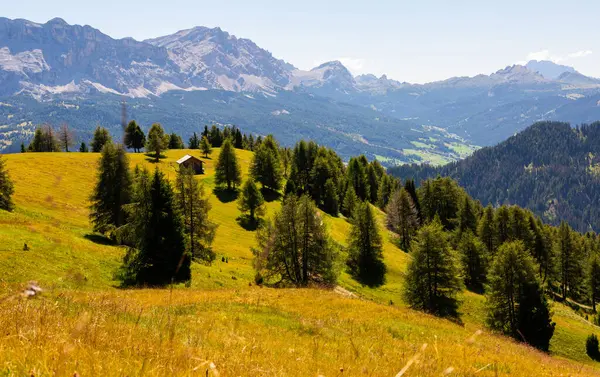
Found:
176,155 -> 202,164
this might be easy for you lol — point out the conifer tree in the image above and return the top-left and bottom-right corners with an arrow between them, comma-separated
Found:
79,142 -> 88,153
346,157 -> 370,201
589,256 -> 600,312
377,175 -> 393,209
146,123 -> 169,162
20,142 -> 25,153
89,143 -> 132,235
558,221 -> 583,300
458,231 -> 488,292
209,125 -> 223,147
234,128 -> 243,149
404,179 -> 422,223
250,135 -> 282,191
31,125 -> 59,152
168,133 -> 184,149
386,188 -> 418,251
495,205 -> 511,245
458,195 -> 478,235
91,126 -> 112,153
366,164 -> 379,204
323,179 -> 339,216
478,205 -> 496,254
253,195 -> 337,286
403,218 -> 462,317
342,186 -> 358,219
280,147 -> 292,177
118,168 -> 190,286
188,132 -> 200,149
487,241 -> 555,351
214,138 -> 242,190
238,178 -> 266,222
0,155 -> 15,212
175,166 -> 217,263
200,135 -> 212,158
59,123 -> 74,152
347,202 -> 386,287
124,120 -> 145,152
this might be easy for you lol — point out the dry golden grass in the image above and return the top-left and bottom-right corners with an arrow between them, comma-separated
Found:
1,150 -> 600,375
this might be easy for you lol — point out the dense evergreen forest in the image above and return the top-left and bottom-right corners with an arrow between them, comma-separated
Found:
389,121 -> 600,233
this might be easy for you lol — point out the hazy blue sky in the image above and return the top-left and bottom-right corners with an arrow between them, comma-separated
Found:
4,0 -> 599,83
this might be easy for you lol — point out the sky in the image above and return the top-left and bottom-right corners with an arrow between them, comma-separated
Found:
3,0 -> 600,83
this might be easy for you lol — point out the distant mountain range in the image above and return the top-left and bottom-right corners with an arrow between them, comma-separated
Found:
2,17 -> 600,162
389,121 -> 600,232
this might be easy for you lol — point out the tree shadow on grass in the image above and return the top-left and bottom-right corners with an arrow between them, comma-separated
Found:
214,187 -> 239,203
261,188 -> 282,203
84,233 -> 115,246
236,215 -> 264,231
144,153 -> 167,163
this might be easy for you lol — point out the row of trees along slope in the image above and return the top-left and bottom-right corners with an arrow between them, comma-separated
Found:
388,121 -> 600,233
6,122 -> 600,357
22,121 -> 268,156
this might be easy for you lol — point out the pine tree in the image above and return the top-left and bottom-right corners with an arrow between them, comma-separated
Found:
91,126 -> 112,153
238,178 -> 266,222
168,133 -> 184,149
200,135 -> 212,157
458,195 -> 478,235
175,166 -> 217,263
346,157 -> 370,201
495,205 -> 511,245
386,188 -> 418,251
250,135 -> 282,191
558,221 -> 583,300
458,230 -> 488,292
201,125 -> 209,139
366,164 -> 379,204
146,123 -> 169,162
478,205 -> 496,254
342,186 -> 358,219
89,143 -> 132,235
347,202 -> 386,287
118,168 -> 190,286
188,132 -> 200,149
323,179 -> 339,216
79,142 -> 88,153
31,125 -> 59,152
403,218 -> 462,317
58,123 -> 74,152
209,125 -> 223,147
124,120 -> 146,152
487,241 -> 555,351
0,155 -> 15,211
234,128 -> 243,149
404,179 -> 422,223
253,195 -> 338,286
214,138 -> 242,190
588,256 -> 600,312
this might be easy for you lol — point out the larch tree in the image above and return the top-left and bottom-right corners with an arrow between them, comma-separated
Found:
347,202 -> 386,287
118,168 -> 190,286
458,230 -> 488,292
0,155 -> 15,211
214,138 -> 242,190
342,185 -> 358,219
146,123 -> 169,162
557,221 -> 583,300
588,256 -> 600,312
238,178 -> 266,222
200,135 -> 212,158
478,205 -> 496,254
487,241 -> 555,351
323,179 -> 339,216
168,133 -> 184,149
386,188 -> 419,251
91,126 -> 112,153
250,135 -> 283,191
252,195 -> 338,286
188,132 -> 200,149
58,123 -> 74,152
124,120 -> 146,153
403,218 -> 462,317
89,143 -> 132,236
175,166 -> 217,264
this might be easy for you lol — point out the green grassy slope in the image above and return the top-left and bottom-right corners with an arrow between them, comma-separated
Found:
1,150 -> 599,375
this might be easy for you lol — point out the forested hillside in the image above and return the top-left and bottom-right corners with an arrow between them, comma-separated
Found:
389,121 -> 600,232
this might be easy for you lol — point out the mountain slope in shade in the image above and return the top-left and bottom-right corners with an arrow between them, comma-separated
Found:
389,121 -> 600,232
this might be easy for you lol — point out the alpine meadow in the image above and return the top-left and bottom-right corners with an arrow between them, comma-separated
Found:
4,3 -> 600,376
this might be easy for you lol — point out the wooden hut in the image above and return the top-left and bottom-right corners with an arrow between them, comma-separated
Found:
176,155 -> 204,174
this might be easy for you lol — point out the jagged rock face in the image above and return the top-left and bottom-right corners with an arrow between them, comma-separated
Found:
0,17 -> 179,96
146,27 -> 294,92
